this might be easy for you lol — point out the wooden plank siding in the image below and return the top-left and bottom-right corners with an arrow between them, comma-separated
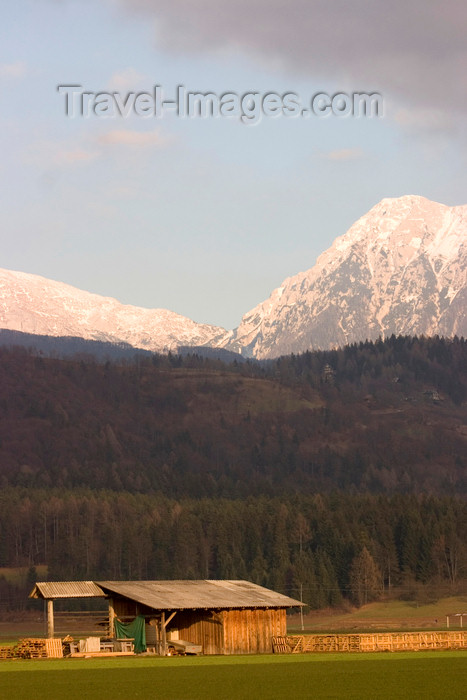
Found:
223,608 -> 286,655
176,608 -> 286,655
113,598 -> 153,618
112,598 -> 287,655
175,611 -> 224,655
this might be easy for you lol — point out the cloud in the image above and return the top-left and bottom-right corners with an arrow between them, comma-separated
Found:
320,148 -> 364,162
0,61 -> 26,80
393,107 -> 456,135
54,149 -> 100,166
115,1 -> 467,136
108,68 -> 147,90
98,128 -> 166,147
25,128 -> 168,173
25,141 -> 100,169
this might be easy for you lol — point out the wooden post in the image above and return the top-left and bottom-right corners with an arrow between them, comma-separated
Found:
108,598 -> 115,637
161,612 -> 167,656
47,599 -> 54,638
157,618 -> 162,655
300,584 -> 304,631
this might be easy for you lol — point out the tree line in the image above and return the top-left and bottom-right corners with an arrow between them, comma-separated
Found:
1,489 -> 466,610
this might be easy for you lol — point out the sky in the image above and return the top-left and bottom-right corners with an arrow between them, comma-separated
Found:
1,0 -> 466,330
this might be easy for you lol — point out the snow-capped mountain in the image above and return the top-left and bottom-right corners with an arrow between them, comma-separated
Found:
0,268 -> 228,353
228,195 -> 467,358
1,195 -> 466,359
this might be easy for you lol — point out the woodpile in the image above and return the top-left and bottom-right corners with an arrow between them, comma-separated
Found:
278,631 -> 467,654
272,636 -> 291,653
15,639 -> 48,658
0,638 -> 64,659
0,646 -> 16,659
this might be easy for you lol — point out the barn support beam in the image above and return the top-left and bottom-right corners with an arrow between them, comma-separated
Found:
47,599 -> 54,638
108,597 -> 115,637
161,612 -> 167,656
163,611 -> 177,628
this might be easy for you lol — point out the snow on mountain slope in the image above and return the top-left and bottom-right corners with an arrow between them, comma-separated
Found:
1,195 -> 466,359
0,268 -> 228,353
229,195 -> 467,358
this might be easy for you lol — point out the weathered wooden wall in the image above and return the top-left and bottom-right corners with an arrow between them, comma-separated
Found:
112,598 -> 287,655
174,610 -> 224,655
113,598 -> 152,618
223,608 -> 286,655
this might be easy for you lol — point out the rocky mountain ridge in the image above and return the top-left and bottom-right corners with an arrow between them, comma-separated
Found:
228,195 -> 467,358
1,195 -> 466,358
0,268 -> 227,354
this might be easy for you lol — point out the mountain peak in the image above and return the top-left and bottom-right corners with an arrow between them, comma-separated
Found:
0,195 -> 465,360
229,196 -> 467,358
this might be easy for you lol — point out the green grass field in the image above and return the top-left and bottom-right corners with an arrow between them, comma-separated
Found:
0,652 -> 466,699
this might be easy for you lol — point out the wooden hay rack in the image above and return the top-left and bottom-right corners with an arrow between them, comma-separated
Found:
273,631 -> 467,654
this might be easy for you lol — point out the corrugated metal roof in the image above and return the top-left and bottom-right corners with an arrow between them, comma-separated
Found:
29,579 -> 303,609
96,580 -> 303,610
29,581 -> 106,599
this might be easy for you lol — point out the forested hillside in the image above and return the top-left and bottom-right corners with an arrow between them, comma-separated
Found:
0,335 -> 466,495
0,335 -> 466,609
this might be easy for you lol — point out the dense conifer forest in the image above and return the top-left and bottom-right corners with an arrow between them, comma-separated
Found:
0,336 -> 466,609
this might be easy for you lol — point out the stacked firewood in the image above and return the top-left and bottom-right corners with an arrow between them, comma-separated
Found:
0,645 -> 16,659
0,638 -> 65,659
15,638 -> 48,658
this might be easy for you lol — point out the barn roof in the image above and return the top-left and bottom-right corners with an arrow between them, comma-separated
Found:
30,581 -> 106,599
96,580 -> 303,610
30,579 -> 302,609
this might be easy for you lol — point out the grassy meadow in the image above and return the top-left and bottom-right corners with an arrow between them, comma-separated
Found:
288,596 -> 467,633
0,652 -> 466,700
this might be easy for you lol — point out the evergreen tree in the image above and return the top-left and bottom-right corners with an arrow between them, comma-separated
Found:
349,546 -> 382,607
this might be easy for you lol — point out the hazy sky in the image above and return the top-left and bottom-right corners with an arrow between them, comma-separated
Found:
1,1 -> 466,329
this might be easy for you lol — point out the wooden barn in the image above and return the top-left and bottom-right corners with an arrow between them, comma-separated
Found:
30,579 -> 302,655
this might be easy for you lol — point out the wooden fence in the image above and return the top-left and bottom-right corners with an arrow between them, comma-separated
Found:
53,610 -> 109,637
273,631 -> 467,654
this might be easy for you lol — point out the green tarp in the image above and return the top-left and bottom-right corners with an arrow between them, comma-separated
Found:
114,615 -> 146,653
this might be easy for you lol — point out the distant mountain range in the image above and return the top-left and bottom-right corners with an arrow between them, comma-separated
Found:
0,267 -> 226,355
1,195 -> 466,359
